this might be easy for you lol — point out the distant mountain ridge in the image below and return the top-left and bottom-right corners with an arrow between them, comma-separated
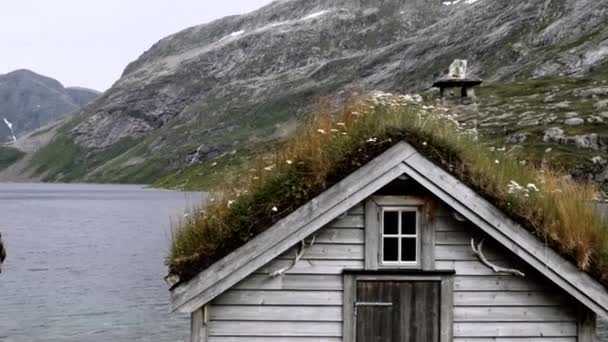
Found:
0,69 -> 99,143
20,0 -> 608,183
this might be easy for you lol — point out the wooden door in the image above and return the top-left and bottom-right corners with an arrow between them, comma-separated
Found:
356,280 -> 440,342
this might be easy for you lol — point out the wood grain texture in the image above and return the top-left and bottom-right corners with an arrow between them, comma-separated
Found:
191,308 -> 206,342
364,199 -> 380,270
453,322 -> 577,337
578,304 -> 597,342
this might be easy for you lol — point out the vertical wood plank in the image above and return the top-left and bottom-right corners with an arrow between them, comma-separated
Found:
421,205 -> 436,270
440,277 -> 454,342
365,200 -> 380,270
578,304 -> 596,342
191,307 -> 206,342
343,275 -> 356,342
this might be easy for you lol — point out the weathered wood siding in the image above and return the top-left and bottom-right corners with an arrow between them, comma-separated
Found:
203,201 -> 580,341
433,205 -> 579,341
205,204 -> 365,341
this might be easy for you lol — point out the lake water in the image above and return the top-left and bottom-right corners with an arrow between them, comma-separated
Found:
0,183 -> 204,342
0,183 -> 607,341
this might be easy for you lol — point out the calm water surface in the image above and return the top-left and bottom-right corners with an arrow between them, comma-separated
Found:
0,183 -> 204,342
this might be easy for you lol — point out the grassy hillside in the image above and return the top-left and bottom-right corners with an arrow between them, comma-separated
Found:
0,146 -> 25,171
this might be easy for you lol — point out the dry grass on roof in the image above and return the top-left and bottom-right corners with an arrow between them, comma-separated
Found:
166,92 -> 608,286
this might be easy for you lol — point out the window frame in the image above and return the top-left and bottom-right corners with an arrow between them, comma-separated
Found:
365,196 -> 435,271
380,206 -> 420,266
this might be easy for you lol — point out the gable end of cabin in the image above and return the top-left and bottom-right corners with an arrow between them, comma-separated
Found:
188,177 -> 597,341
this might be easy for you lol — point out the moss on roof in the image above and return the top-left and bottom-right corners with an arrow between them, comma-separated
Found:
167,93 -> 608,287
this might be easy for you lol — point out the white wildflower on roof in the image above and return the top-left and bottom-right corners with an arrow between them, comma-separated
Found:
317,129 -> 326,134
367,137 -> 378,143
272,206 -> 278,212
341,132 -> 348,136
211,162 -> 218,167
264,165 -> 275,171
507,180 -> 525,194
286,160 -> 293,165
422,141 -> 428,146
352,111 -> 360,116
228,200 -> 235,208
337,122 -> 346,126
527,184 -> 539,192
520,160 -> 527,165
331,128 -> 339,132
545,148 -> 553,153
497,147 -> 506,152
495,160 -> 500,164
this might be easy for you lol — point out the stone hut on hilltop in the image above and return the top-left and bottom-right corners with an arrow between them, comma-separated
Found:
170,141 -> 608,341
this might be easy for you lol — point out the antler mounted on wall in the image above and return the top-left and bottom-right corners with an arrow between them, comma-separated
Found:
269,234 -> 317,278
471,238 -> 525,277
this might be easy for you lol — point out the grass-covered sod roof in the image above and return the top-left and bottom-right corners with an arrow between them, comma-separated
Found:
167,92 -> 608,286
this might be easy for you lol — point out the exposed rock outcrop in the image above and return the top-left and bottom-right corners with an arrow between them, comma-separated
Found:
30,0 -> 608,182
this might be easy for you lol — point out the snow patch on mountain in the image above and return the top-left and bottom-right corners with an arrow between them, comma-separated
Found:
3,118 -> 17,142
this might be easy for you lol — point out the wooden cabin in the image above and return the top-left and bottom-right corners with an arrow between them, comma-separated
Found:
170,141 -> 608,341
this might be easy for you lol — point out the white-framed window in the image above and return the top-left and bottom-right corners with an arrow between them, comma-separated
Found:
381,207 -> 419,266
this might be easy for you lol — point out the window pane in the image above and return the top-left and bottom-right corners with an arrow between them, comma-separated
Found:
401,238 -> 417,262
401,211 -> 417,235
383,238 -> 399,262
383,211 -> 398,235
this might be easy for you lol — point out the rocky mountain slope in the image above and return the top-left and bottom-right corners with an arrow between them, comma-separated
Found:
0,69 -> 99,143
24,0 -> 608,184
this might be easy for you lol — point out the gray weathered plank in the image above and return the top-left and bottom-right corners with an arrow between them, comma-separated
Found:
329,215 -> 364,228
191,307 -> 206,342
278,244 -> 363,260
453,322 -> 577,337
578,305 -> 597,342
364,199 -> 380,270
256,259 -> 364,275
209,338 -> 342,342
436,260 -> 521,275
422,206 -> 436,270
343,274 -> 356,342
454,276 -> 548,291
213,290 -> 343,306
233,274 -> 342,291
441,276 -> 454,342
349,203 -> 364,215
209,305 -> 342,322
454,306 -> 576,322
436,230 -> 482,245
314,228 -> 364,245
453,338 -> 575,342
436,245 -> 504,261
453,291 -> 569,306
208,321 -> 342,337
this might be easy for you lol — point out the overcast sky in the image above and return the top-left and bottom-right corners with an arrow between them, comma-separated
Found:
0,0 -> 274,91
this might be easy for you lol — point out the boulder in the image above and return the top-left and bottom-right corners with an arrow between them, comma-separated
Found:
565,117 -> 584,126
543,127 -> 565,143
595,100 -> 608,110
